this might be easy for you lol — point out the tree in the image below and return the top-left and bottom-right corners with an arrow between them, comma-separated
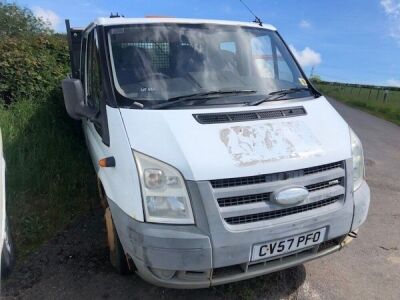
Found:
310,75 -> 322,83
0,2 -> 51,37
0,3 -> 68,104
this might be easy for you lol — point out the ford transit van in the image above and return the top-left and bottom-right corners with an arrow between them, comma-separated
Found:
62,17 -> 370,288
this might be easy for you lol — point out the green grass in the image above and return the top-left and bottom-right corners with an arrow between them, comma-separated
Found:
315,82 -> 400,126
0,90 -> 97,258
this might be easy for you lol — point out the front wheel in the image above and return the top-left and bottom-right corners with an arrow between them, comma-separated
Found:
104,207 -> 130,275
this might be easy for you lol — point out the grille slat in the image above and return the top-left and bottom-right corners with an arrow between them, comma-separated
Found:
218,193 -> 271,207
306,178 -> 342,192
211,161 -> 343,189
193,107 -> 306,124
225,196 -> 341,225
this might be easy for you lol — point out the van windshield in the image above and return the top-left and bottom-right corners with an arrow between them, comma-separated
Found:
107,23 -> 312,108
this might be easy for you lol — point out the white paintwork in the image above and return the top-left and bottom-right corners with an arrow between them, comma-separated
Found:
80,24 -> 144,220
0,129 -> 6,252
87,17 -> 277,31
120,96 -> 352,181
83,108 -> 144,221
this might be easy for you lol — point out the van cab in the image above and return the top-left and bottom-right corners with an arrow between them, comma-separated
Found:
62,17 -> 370,288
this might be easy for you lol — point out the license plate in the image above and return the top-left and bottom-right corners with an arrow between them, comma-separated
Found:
251,228 -> 326,261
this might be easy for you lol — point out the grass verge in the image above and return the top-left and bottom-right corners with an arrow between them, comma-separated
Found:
0,90 -> 96,258
315,83 -> 400,126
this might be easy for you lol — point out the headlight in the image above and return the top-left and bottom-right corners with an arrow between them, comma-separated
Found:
133,151 -> 194,224
350,128 -> 365,191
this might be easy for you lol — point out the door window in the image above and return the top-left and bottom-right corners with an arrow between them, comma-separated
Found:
86,29 -> 103,135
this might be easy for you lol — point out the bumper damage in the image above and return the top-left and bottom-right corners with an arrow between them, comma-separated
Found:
107,180 -> 370,289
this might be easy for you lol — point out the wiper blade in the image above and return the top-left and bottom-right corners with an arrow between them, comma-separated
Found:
150,89 -> 257,109
268,87 -> 311,96
168,90 -> 256,101
248,87 -> 312,106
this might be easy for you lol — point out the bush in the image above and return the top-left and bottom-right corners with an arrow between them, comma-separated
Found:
0,3 -> 96,257
0,34 -> 69,104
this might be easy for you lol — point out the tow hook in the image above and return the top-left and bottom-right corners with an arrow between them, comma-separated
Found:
341,230 -> 359,248
348,231 -> 358,238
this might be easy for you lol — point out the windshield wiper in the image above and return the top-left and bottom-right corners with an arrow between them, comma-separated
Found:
248,87 -> 312,106
150,89 -> 257,109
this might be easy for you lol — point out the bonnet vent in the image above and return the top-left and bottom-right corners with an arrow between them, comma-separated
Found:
193,106 -> 306,124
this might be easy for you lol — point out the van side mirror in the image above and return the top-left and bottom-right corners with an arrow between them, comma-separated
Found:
61,78 -> 98,120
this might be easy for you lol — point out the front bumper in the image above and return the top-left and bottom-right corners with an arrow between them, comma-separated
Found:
352,180 -> 370,230
108,180 -> 370,289
134,237 -> 345,289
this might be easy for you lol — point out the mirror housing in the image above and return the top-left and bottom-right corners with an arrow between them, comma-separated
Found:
61,78 -> 98,120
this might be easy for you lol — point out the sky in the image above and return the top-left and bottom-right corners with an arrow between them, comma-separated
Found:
8,0 -> 400,87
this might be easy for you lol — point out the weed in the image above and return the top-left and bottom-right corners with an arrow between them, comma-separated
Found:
0,91 -> 96,257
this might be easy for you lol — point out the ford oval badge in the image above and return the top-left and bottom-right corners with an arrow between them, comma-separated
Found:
272,186 -> 309,206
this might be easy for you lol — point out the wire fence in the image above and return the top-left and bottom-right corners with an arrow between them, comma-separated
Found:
314,81 -> 400,106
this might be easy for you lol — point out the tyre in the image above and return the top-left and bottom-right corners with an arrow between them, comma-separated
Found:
1,217 -> 15,278
97,177 -> 108,210
104,207 -> 130,275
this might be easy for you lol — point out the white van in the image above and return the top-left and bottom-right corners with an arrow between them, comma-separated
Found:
62,17 -> 370,288
0,129 -> 14,278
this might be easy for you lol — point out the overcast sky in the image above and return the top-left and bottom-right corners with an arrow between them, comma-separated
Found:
12,0 -> 400,87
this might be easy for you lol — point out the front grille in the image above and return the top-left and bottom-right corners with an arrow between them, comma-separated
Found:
217,178 -> 343,207
211,161 -> 343,188
210,161 -> 346,226
225,196 -> 341,225
193,106 -> 306,124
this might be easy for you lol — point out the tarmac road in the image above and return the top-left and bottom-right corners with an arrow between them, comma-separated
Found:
2,98 -> 400,299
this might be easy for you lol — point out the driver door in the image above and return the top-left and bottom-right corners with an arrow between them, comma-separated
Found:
83,28 -> 109,169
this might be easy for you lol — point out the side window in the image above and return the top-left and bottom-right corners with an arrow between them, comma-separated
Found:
86,29 -> 103,135
80,37 -> 87,85
87,30 -> 102,111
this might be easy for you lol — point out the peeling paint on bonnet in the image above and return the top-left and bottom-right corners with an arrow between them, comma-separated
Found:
220,120 -> 323,167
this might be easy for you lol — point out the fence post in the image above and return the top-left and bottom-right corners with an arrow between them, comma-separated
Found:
376,89 -> 380,100
368,89 -> 372,100
358,86 -> 362,95
383,90 -> 389,103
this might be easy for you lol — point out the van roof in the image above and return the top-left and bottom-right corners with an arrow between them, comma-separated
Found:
90,17 -> 277,31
